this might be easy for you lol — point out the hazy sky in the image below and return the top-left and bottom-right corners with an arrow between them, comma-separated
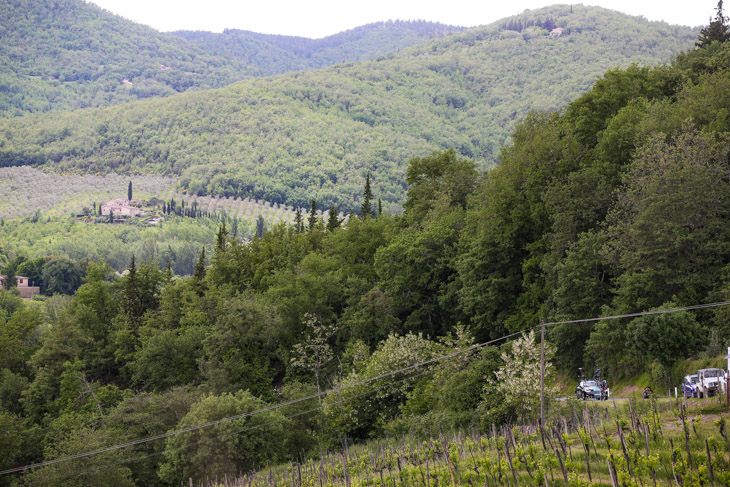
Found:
88,1 -> 717,38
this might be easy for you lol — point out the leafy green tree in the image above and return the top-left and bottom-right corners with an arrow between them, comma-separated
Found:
105,388 -> 201,487
2,260 -> 17,289
0,289 -> 24,318
625,304 -> 704,386
22,427 -> 135,487
403,149 -> 478,224
200,294 -> 280,398
605,128 -> 730,311
323,332 -> 442,439
0,307 -> 42,374
41,256 -> 83,295
340,287 -> 401,348
158,391 -> 291,485
375,205 -> 465,336
16,257 -> 45,288
0,411 -> 42,487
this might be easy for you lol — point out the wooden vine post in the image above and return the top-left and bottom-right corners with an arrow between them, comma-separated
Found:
540,319 -> 546,427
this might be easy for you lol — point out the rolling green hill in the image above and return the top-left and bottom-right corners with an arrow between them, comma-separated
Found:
172,21 -> 466,76
0,0 -> 463,117
0,5 -> 698,211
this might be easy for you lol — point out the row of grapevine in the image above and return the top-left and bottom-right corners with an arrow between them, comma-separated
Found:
188,396 -> 730,487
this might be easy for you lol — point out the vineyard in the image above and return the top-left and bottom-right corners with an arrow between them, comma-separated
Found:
0,166 -> 333,228
205,398 -> 730,487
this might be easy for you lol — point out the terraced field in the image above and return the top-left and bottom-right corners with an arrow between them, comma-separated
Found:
0,166 -> 339,225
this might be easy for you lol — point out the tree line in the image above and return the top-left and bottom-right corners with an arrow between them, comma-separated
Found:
1,17 -> 730,487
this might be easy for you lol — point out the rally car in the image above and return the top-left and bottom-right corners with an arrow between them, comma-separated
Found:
575,379 -> 609,400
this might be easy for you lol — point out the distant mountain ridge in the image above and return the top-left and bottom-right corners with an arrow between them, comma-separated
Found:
0,0 -> 464,116
0,5 -> 699,212
172,21 -> 466,76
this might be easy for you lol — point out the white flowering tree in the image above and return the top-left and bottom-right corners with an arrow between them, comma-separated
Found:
290,313 -> 336,403
323,332 -> 442,438
490,331 -> 556,421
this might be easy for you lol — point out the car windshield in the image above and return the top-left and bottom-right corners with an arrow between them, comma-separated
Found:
583,381 -> 598,387
690,376 -> 698,384
704,370 -> 722,378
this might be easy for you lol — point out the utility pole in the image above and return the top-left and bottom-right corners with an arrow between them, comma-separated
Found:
540,319 -> 546,426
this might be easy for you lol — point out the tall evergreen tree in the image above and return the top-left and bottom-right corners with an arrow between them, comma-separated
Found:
294,206 -> 304,234
127,180 -> 133,201
255,215 -> 266,239
307,200 -> 317,232
697,0 -> 730,47
216,222 -> 228,252
360,171 -> 374,219
326,205 -> 341,232
193,247 -> 207,296
231,217 -> 239,238
122,255 -> 140,319
377,198 -> 383,217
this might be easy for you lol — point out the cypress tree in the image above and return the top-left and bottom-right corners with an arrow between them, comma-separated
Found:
307,200 -> 317,232
294,206 -> 304,234
216,222 -> 228,252
231,217 -> 239,238
326,205 -> 341,232
360,171 -> 374,219
127,180 -> 133,201
192,247 -> 207,296
378,198 -> 383,216
255,215 -> 266,239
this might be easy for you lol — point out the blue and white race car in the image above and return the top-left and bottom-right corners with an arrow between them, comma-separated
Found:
575,379 -> 608,400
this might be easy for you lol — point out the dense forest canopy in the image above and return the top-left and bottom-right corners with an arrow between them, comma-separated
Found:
0,6 -> 698,212
172,20 -> 466,76
2,29 -> 730,485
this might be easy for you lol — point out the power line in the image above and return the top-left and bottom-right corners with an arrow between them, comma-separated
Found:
0,328 -> 523,476
5,299 -> 730,477
542,301 -> 730,326
49,367 -> 435,484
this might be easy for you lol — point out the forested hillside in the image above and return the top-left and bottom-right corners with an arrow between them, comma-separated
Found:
2,32 -> 730,486
173,20 -> 465,76
0,0 -> 253,115
0,6 -> 698,212
0,1 -> 461,116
